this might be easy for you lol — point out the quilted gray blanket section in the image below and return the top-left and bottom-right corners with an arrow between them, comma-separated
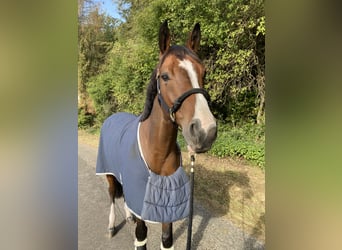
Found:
96,112 -> 190,223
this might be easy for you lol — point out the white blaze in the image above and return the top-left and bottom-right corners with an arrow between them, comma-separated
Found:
178,59 -> 215,130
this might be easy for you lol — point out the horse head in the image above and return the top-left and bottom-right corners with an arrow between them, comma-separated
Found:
156,21 -> 217,153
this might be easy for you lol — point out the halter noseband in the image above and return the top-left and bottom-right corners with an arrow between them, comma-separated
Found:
157,76 -> 211,123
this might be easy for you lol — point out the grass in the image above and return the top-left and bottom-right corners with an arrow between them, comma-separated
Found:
178,122 -> 265,169
79,128 -> 265,242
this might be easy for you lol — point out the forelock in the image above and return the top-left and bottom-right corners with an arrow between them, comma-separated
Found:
159,45 -> 202,66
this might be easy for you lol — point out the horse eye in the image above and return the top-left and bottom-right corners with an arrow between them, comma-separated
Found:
161,74 -> 169,82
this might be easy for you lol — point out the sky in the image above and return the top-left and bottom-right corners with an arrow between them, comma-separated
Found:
94,0 -> 123,20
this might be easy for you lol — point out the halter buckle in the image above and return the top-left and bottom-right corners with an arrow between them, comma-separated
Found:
169,110 -> 176,122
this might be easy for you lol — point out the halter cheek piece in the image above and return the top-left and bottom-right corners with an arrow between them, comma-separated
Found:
156,76 -> 211,123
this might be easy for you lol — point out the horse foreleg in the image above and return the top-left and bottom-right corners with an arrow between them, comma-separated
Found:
106,175 -> 116,238
134,218 -> 147,250
124,201 -> 134,222
161,223 -> 173,249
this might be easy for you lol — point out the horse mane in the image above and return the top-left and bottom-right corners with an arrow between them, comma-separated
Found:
140,45 -> 202,122
140,68 -> 158,122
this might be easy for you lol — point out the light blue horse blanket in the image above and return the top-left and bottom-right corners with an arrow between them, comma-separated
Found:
96,112 -> 190,223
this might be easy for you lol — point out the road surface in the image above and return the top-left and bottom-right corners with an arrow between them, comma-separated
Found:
78,142 -> 264,250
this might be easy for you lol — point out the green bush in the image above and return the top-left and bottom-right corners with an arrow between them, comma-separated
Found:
78,107 -> 94,128
210,123 -> 265,169
177,122 -> 265,169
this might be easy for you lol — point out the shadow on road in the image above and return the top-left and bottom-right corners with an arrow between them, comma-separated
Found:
113,219 -> 126,236
173,210 -> 211,250
243,213 -> 265,250
175,162 -> 265,249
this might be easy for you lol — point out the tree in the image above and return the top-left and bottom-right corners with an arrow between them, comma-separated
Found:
80,0 -> 265,127
78,1 -> 119,117
113,0 -> 266,124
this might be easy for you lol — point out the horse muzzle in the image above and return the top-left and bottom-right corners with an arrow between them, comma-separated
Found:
183,119 -> 217,153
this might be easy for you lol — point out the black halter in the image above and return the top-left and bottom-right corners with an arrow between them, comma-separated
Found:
157,76 -> 211,123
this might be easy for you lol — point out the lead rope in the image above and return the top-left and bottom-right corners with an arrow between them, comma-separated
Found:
186,153 -> 195,250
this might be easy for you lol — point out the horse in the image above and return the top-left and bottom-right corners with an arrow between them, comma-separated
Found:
96,20 -> 217,250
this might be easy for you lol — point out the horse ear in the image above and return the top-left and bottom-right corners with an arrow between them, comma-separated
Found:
186,23 -> 201,52
159,20 -> 171,55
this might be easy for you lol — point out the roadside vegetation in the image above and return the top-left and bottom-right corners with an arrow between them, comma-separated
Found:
177,122 -> 265,168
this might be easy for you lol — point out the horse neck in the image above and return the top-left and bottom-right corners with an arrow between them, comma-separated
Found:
139,97 -> 181,176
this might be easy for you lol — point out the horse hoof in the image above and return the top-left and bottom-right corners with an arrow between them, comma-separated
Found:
108,227 -> 115,238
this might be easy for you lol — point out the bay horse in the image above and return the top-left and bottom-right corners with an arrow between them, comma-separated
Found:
96,21 -> 217,250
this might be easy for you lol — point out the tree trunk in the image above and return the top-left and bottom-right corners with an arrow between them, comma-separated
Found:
256,92 -> 265,125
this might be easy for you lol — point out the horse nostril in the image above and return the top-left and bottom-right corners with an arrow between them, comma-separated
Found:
189,120 -> 199,137
207,124 -> 217,141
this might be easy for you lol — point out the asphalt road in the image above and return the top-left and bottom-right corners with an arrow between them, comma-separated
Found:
78,142 -> 264,250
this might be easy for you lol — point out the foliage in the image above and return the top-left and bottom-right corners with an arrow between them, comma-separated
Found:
78,1 -> 119,113
88,38 -> 156,120
78,107 -> 94,128
79,0 -> 265,125
210,123 -> 265,168
178,123 -> 265,169
87,71 -> 116,126
113,0 -> 265,124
